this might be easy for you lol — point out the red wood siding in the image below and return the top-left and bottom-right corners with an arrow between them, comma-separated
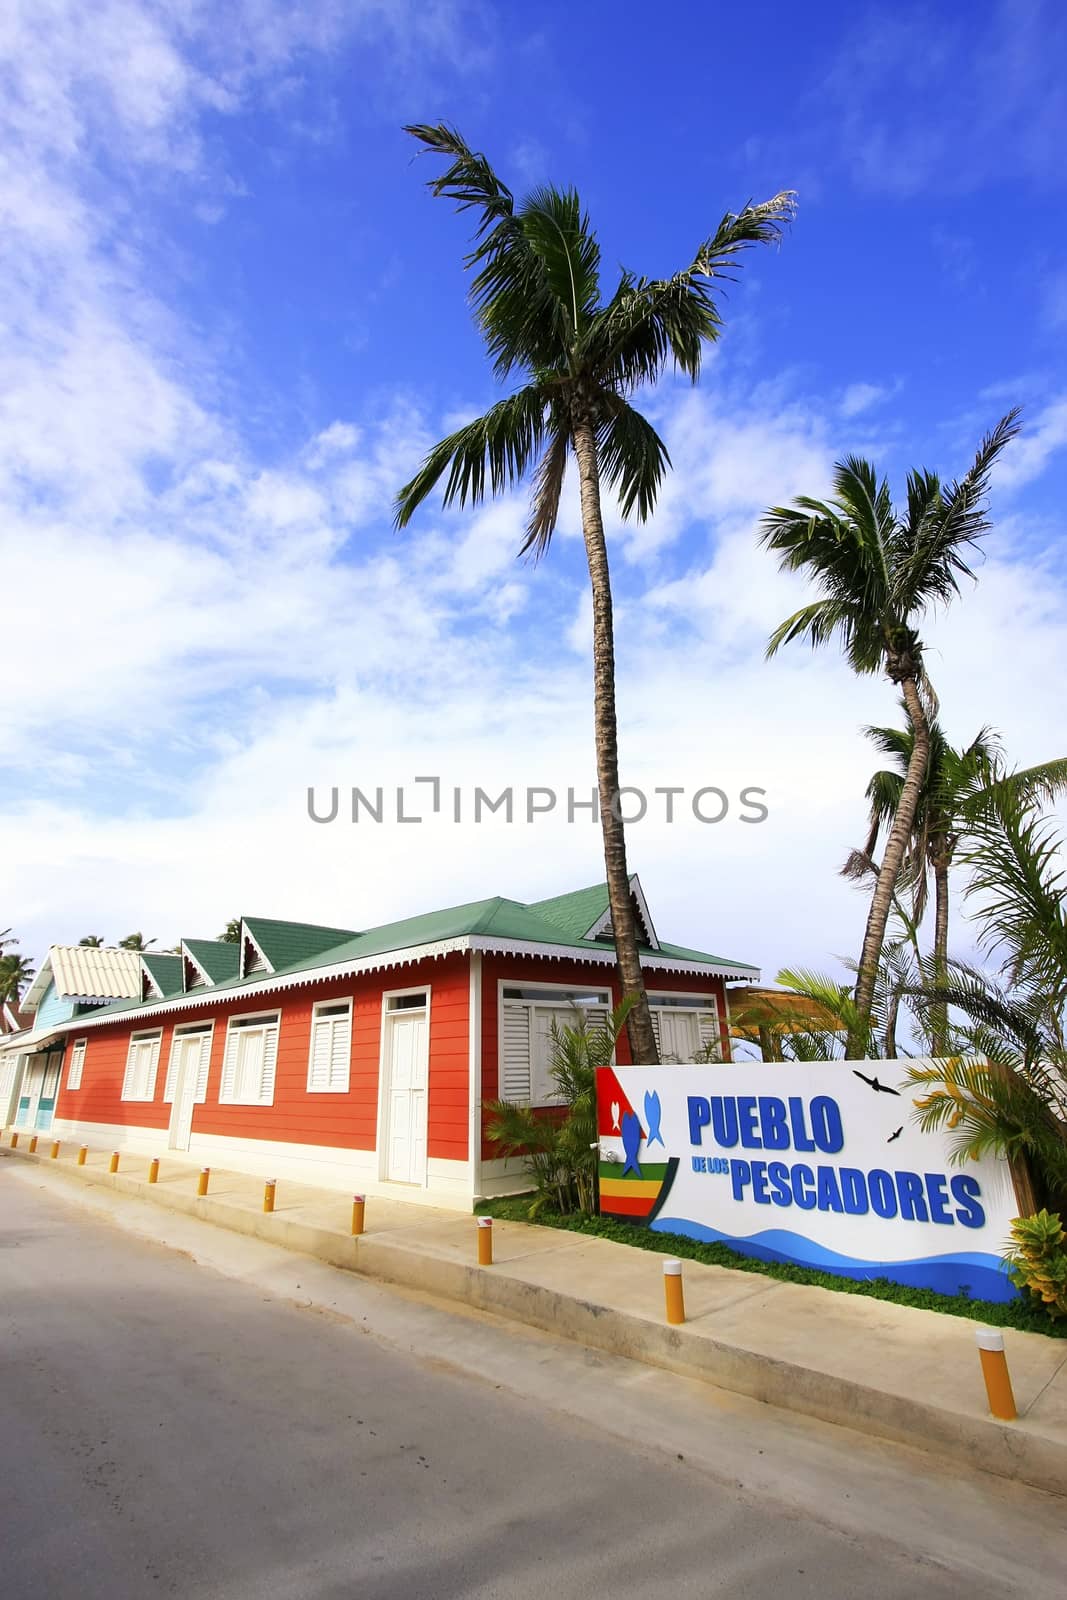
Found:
479,954 -> 731,1157
53,952 -> 471,1159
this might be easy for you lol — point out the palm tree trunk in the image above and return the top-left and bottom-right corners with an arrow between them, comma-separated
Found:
849,674 -> 931,1056
571,413 -> 659,1065
931,855 -> 950,1056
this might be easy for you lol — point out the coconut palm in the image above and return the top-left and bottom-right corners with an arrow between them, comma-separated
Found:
396,122 -> 794,1062
219,919 -> 241,944
761,411 -> 1021,1055
0,952 -> 33,1005
906,781 -> 1067,1210
848,714 -> 1067,1052
118,932 -> 156,951
78,935 -> 104,947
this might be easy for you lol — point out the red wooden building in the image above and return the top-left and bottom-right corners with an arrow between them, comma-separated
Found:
2,877 -> 757,1208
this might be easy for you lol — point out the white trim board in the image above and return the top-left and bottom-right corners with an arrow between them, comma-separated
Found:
21,935 -> 758,1044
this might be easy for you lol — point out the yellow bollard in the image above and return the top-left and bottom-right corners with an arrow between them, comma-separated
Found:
77,1145 -> 88,1166
976,1328 -> 1017,1421
663,1257 -> 686,1325
28,1135 -> 38,1153
10,1132 -> 18,1147
263,1178 -> 276,1213
109,1151 -> 119,1174
148,1157 -> 160,1184
197,1167 -> 210,1197
351,1194 -> 365,1236
50,1140 -> 60,1160
477,1215 -> 493,1266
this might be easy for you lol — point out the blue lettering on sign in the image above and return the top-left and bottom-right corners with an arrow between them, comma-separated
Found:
730,1159 -> 751,1200
687,1096 -> 711,1145
711,1097 -> 738,1147
950,1173 -> 985,1228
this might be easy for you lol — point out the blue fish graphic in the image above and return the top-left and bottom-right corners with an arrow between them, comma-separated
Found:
643,1090 -> 664,1147
620,1111 -> 643,1177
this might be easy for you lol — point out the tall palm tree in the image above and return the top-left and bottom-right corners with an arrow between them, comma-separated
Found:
78,935 -> 104,947
396,122 -> 794,1062
219,919 -> 242,944
849,715 -> 1067,1052
118,932 -> 156,951
761,411 -> 1021,1055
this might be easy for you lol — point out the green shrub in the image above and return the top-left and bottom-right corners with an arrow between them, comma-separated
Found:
1004,1210 -> 1067,1319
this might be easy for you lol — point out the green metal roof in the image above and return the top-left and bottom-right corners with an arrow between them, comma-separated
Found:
71,881 -> 757,1027
184,940 -> 240,985
141,953 -> 184,998
243,917 -> 360,973
525,882 -> 609,940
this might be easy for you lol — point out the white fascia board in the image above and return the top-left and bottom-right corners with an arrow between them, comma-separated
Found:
31,933 -> 760,1043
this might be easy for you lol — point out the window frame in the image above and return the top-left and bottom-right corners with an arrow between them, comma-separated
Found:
67,1037 -> 87,1092
163,1020 -> 216,1104
306,997 -> 354,1094
121,1029 -> 163,1102
646,990 -> 722,1062
219,1009 -> 281,1107
497,980 -> 613,1109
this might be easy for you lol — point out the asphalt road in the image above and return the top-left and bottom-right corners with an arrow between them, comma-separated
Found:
2,1163 -> 1064,1599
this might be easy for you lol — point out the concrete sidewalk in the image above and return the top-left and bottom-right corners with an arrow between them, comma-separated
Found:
5,1132 -> 1067,1497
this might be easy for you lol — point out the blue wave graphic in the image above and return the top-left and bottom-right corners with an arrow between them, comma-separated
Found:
652,1217 -> 1018,1303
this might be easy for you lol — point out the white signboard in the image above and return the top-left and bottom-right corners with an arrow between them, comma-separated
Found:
597,1061 -> 1021,1303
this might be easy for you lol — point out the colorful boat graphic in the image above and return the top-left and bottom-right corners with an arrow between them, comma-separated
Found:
596,1065 -> 679,1223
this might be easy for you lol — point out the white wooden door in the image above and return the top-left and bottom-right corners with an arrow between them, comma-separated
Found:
384,1007 -> 428,1184
168,1037 -> 201,1151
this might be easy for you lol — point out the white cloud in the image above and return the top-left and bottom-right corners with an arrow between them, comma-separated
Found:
840,381 -> 891,418
994,397 -> 1067,489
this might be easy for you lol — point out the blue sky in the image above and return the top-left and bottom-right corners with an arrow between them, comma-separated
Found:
3,0 -> 1066,981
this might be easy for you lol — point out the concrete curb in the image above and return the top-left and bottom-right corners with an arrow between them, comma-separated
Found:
7,1146 -> 1066,1497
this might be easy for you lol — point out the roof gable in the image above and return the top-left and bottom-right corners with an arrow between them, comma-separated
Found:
141,952 -> 184,1001
182,939 -> 240,989
527,874 -> 659,950
240,917 -> 360,977
25,946 -> 142,1011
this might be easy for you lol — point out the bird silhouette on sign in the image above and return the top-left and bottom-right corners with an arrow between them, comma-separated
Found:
620,1111 -> 643,1178
643,1090 -> 664,1147
610,1100 -> 621,1132
887,1126 -> 904,1143
852,1070 -> 901,1097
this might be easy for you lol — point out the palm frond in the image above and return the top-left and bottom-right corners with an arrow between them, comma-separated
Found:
522,422 -> 569,558
596,400 -> 670,521
583,193 -> 796,388
395,385 -> 548,527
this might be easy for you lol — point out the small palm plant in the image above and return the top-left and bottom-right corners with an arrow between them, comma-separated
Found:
485,999 -> 633,1218
904,779 -> 1067,1219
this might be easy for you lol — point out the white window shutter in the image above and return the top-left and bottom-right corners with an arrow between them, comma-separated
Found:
257,1023 -> 278,1104
501,1003 -> 532,1103
195,1032 -> 212,1101
699,1005 -> 721,1061
309,1017 -> 331,1091
220,1028 -> 239,1102
649,1009 -> 662,1054
68,1040 -> 86,1091
531,1006 -> 565,1107
163,1039 -> 180,1102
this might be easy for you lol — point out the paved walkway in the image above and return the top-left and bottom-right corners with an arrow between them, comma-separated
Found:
5,1130 -> 1067,1497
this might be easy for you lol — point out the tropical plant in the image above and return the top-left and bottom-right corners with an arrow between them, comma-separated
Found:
219,919 -> 241,944
761,411 -> 1021,1054
0,952 -> 34,1005
1004,1211 -> 1067,1319
396,122 -> 794,1064
118,932 -> 156,951
78,935 -> 104,947
485,998 -> 632,1218
847,715 -> 1067,1053
904,780 -> 1067,1209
